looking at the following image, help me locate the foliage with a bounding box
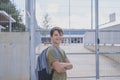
[41,13,52,42]
[0,0,25,32]
[42,13,52,36]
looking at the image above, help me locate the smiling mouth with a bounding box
[57,38,62,40]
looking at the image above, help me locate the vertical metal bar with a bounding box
[69,0,71,44]
[91,0,93,29]
[95,0,99,79]
[25,0,28,32]
[29,0,36,80]
[25,0,30,32]
[9,15,12,32]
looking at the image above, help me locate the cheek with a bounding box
[56,36,62,39]
[51,36,57,41]
[59,36,63,39]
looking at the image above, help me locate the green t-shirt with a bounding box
[46,46,67,80]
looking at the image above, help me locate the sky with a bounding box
[11,0,120,29]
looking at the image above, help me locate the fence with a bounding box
[1,0,120,80]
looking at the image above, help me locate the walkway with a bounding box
[36,44,120,80]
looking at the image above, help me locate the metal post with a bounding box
[25,0,28,32]
[9,15,12,32]
[95,0,99,79]
[29,0,36,80]
[25,0,30,32]
[69,0,71,44]
[91,0,93,29]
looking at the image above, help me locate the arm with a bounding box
[52,58,73,73]
[60,62,73,70]
[60,50,73,70]
[61,58,73,70]
[47,47,73,73]
[52,60,66,73]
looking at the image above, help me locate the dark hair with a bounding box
[50,27,63,36]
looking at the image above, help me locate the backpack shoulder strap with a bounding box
[49,45,60,61]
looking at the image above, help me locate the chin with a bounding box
[56,42,61,44]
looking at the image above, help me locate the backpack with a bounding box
[36,45,60,80]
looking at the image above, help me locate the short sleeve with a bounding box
[63,50,67,58]
[60,49,67,62]
[46,47,58,66]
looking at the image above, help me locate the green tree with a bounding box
[0,0,25,32]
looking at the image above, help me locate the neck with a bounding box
[52,43,60,48]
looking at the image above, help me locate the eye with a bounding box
[60,33,63,36]
[54,34,59,36]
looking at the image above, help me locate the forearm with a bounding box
[60,62,73,70]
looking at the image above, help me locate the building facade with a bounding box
[40,29,86,44]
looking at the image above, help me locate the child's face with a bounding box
[51,30,63,44]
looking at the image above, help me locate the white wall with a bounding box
[84,24,120,45]
[0,32,30,80]
[84,31,120,45]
